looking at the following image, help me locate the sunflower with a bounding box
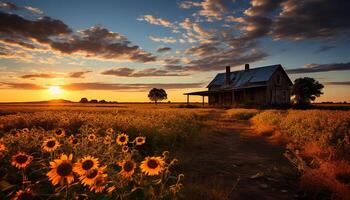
[103,135,112,145]
[121,146,129,153]
[140,156,165,176]
[12,188,34,200]
[47,154,74,186]
[42,138,60,153]
[116,133,128,145]
[11,152,33,169]
[73,155,99,175]
[118,160,136,178]
[87,134,96,142]
[135,136,146,145]
[54,128,65,138]
[106,128,114,134]
[89,173,107,193]
[79,166,106,186]
[68,135,79,147]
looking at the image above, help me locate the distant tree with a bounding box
[148,88,167,104]
[90,99,98,103]
[80,98,88,103]
[99,100,106,103]
[292,77,324,105]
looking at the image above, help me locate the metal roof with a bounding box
[207,64,282,89]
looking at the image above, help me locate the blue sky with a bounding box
[0,0,350,102]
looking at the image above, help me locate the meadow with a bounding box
[0,103,350,199]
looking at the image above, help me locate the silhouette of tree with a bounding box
[80,97,88,103]
[292,77,324,105]
[99,100,106,103]
[90,99,98,103]
[148,88,167,104]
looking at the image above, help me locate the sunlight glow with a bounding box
[48,86,63,96]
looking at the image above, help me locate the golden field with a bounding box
[0,103,350,199]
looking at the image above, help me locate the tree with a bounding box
[292,77,324,105]
[148,88,167,104]
[80,97,88,103]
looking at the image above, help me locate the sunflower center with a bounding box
[147,159,158,169]
[56,129,62,135]
[86,169,98,179]
[82,160,94,170]
[15,155,28,164]
[137,138,143,143]
[46,140,56,148]
[123,161,134,172]
[56,162,72,176]
[119,136,126,142]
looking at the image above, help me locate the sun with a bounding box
[48,86,63,95]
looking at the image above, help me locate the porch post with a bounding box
[187,94,189,105]
[202,96,204,107]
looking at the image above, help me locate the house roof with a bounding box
[207,64,291,89]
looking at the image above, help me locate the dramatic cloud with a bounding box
[149,36,176,43]
[61,82,204,91]
[180,0,227,21]
[20,73,61,79]
[157,47,171,53]
[324,81,350,86]
[137,15,173,28]
[271,0,350,40]
[0,82,45,90]
[101,67,187,77]
[68,70,92,78]
[0,12,156,63]
[287,62,350,74]
[0,1,43,14]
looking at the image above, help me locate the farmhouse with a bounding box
[185,64,293,106]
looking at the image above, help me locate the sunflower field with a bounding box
[0,109,200,199]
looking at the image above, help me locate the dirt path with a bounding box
[180,110,300,200]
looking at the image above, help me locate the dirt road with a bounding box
[180,110,300,200]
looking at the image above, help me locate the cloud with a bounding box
[61,82,204,91]
[287,62,350,74]
[149,36,176,43]
[315,45,336,53]
[68,70,92,78]
[157,46,171,53]
[0,82,45,90]
[101,67,188,77]
[324,81,350,86]
[137,15,174,28]
[0,12,156,63]
[271,0,350,40]
[181,0,227,21]
[20,73,61,79]
[0,1,43,14]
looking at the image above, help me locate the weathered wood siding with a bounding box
[267,67,292,104]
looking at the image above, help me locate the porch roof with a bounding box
[183,90,220,96]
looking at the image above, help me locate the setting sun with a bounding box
[48,86,63,96]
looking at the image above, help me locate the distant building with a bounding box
[185,64,293,106]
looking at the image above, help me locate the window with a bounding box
[276,74,281,85]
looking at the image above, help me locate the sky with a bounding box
[0,0,350,102]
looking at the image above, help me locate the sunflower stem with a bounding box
[66,182,69,200]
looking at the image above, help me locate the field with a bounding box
[0,103,349,199]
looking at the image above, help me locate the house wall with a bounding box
[267,67,292,105]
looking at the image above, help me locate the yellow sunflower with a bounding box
[12,188,34,200]
[47,154,74,186]
[116,133,128,145]
[73,155,99,175]
[140,156,165,176]
[118,160,136,178]
[103,135,112,145]
[68,135,79,147]
[135,136,146,145]
[106,128,114,134]
[42,138,60,153]
[121,145,129,153]
[11,152,33,169]
[54,128,65,138]
[89,173,107,193]
[87,134,96,142]
[79,166,106,186]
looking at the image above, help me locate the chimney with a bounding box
[245,63,250,71]
[225,66,230,85]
